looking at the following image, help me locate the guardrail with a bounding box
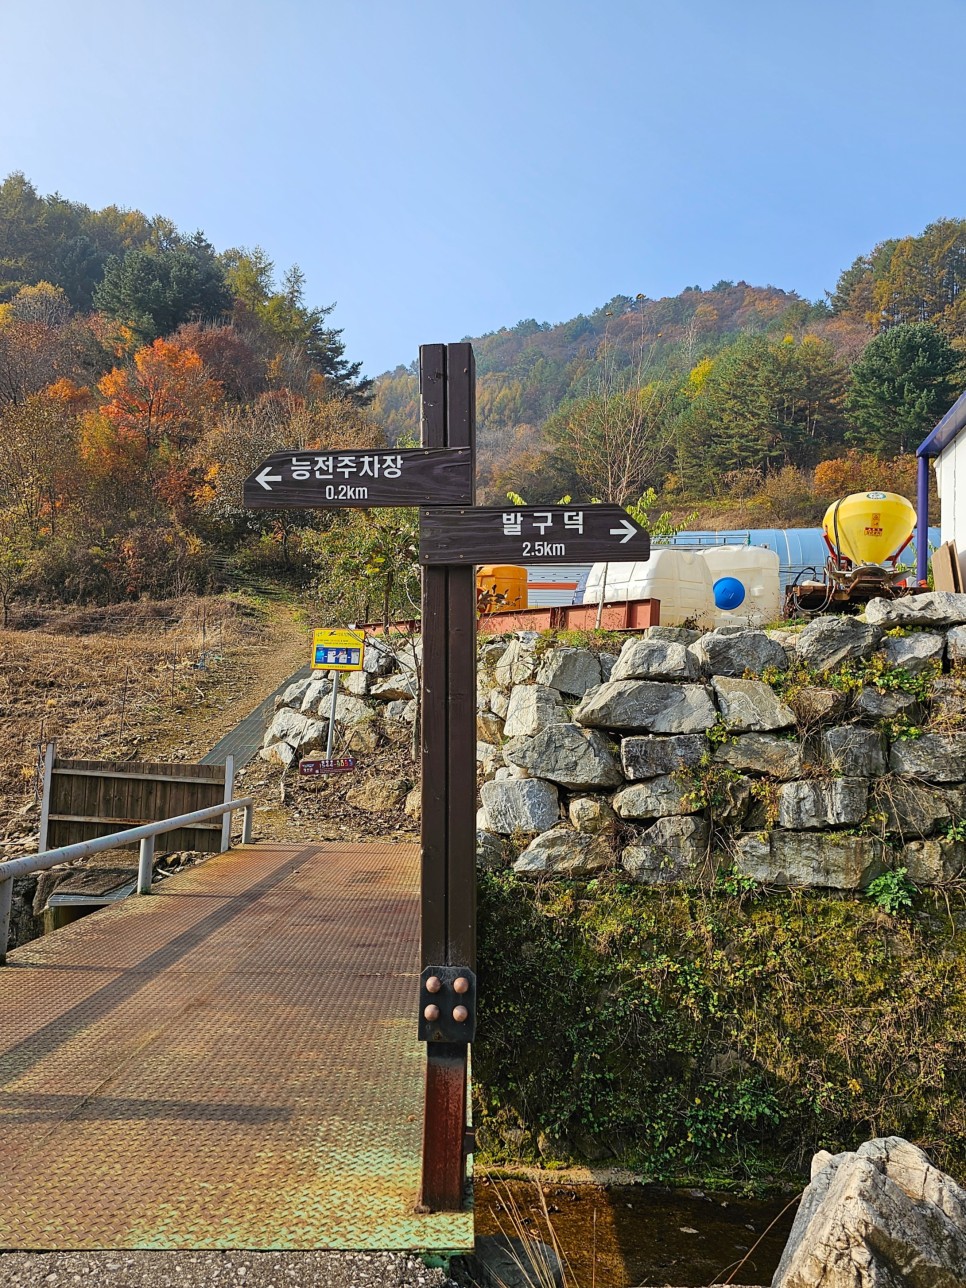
[0,796,255,965]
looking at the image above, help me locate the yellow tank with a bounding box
[477,565,528,613]
[822,491,916,567]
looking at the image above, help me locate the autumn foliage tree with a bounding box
[98,338,223,450]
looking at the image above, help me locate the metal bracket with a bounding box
[418,966,477,1043]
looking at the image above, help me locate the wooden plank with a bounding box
[51,768,226,786]
[47,814,221,831]
[444,343,476,969]
[38,742,55,854]
[54,759,222,781]
[933,541,960,592]
[420,343,449,968]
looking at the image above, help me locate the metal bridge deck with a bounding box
[0,842,472,1251]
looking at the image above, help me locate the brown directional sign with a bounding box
[419,505,650,565]
[243,447,473,508]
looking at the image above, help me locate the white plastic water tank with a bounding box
[582,550,716,628]
[701,546,781,628]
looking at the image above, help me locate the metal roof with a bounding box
[917,387,966,458]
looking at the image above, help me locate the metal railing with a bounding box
[0,796,255,964]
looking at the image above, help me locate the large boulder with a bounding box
[277,676,316,709]
[494,638,539,687]
[362,636,407,675]
[643,625,701,644]
[263,707,313,747]
[856,687,920,721]
[621,816,710,884]
[369,673,419,701]
[865,591,966,627]
[513,826,615,876]
[259,712,328,765]
[260,740,296,768]
[478,778,560,835]
[568,796,619,834]
[890,733,966,783]
[736,831,883,889]
[612,775,699,819]
[477,710,505,745]
[777,778,869,830]
[535,647,603,696]
[341,669,371,697]
[503,723,622,789]
[901,837,966,883]
[796,616,882,673]
[318,691,372,726]
[574,680,717,734]
[820,726,888,777]
[712,677,796,732]
[714,733,805,779]
[620,733,709,780]
[503,684,569,737]
[689,629,788,678]
[787,685,847,728]
[772,1136,966,1288]
[477,742,503,777]
[873,780,965,838]
[299,677,335,714]
[946,624,966,663]
[878,631,945,675]
[346,776,411,813]
[476,829,511,871]
[609,638,698,682]
[931,675,966,724]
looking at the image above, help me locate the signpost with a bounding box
[245,341,652,1216]
[420,504,650,565]
[243,447,473,509]
[308,629,366,764]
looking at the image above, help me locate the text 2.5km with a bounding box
[521,540,567,557]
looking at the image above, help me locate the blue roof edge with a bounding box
[917,387,966,458]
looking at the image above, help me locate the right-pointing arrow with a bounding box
[609,518,637,543]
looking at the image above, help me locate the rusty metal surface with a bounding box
[0,842,473,1251]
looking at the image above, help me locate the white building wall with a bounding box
[935,436,966,560]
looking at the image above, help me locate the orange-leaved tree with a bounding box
[98,338,223,451]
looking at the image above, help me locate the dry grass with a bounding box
[0,595,309,828]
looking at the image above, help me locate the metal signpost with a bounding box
[307,629,366,771]
[245,341,650,1214]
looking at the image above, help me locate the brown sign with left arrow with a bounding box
[243,447,473,509]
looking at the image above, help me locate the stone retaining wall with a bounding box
[260,592,966,891]
[475,592,966,890]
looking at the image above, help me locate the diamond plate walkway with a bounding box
[0,841,473,1252]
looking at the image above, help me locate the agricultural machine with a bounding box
[785,490,919,614]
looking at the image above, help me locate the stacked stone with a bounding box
[475,592,966,890]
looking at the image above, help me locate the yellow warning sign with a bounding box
[311,628,366,672]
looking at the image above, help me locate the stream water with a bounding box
[474,1178,799,1287]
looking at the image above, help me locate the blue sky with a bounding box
[4,1,966,376]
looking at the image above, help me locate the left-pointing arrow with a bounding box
[609,518,636,544]
[256,466,283,490]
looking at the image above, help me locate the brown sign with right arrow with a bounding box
[419,504,650,565]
